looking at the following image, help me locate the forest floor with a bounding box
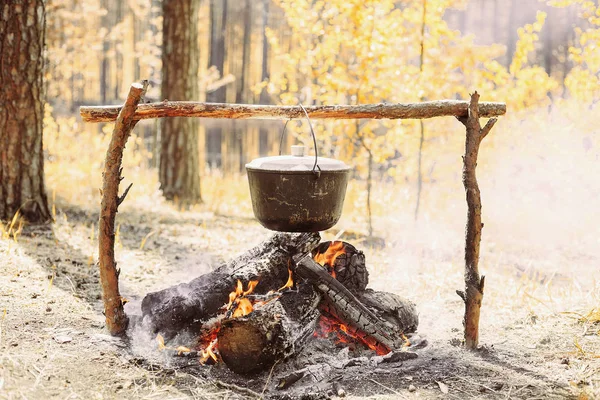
[1,192,598,400]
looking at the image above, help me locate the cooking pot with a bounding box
[245,106,352,232]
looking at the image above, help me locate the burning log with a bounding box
[141,232,320,338]
[142,234,419,376]
[217,285,321,374]
[312,241,368,293]
[295,253,411,352]
[215,265,417,375]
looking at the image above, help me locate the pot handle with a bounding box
[279,103,321,178]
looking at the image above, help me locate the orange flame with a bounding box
[314,241,346,278]
[278,268,294,291]
[243,280,258,296]
[227,280,244,309]
[401,333,411,348]
[232,297,254,318]
[227,279,258,318]
[200,338,218,364]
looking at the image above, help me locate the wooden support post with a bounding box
[456,91,497,349]
[99,81,148,335]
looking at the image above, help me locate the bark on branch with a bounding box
[99,81,148,336]
[457,91,494,349]
[80,100,506,123]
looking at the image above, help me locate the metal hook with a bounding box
[278,103,320,178]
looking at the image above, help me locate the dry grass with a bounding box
[0,211,24,242]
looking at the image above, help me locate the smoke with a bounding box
[482,103,599,258]
[374,101,600,295]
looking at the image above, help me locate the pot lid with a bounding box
[245,145,351,172]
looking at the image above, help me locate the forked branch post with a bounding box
[456,91,496,349]
[98,81,148,335]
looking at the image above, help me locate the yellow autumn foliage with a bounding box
[265,0,562,185]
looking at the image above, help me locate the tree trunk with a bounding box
[259,0,270,105]
[113,0,123,101]
[239,0,252,104]
[100,0,110,104]
[159,0,202,206]
[414,0,427,221]
[506,0,518,68]
[492,0,499,44]
[543,5,553,76]
[207,0,227,103]
[458,7,467,35]
[0,0,51,223]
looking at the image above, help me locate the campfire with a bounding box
[142,233,419,377]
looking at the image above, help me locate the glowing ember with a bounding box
[313,241,346,278]
[314,314,390,355]
[314,315,355,346]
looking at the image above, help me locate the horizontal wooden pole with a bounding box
[80,100,506,123]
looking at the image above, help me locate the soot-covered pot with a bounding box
[246,145,351,232]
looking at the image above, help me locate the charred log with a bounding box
[316,289,419,355]
[312,241,369,293]
[357,289,419,334]
[141,232,320,338]
[217,285,321,374]
[294,253,407,352]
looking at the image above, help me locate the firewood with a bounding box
[294,254,409,351]
[312,241,369,293]
[217,285,321,374]
[142,232,420,376]
[356,289,419,334]
[140,232,320,338]
[215,263,420,374]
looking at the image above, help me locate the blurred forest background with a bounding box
[40,0,599,241]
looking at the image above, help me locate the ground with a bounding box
[1,189,598,400]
